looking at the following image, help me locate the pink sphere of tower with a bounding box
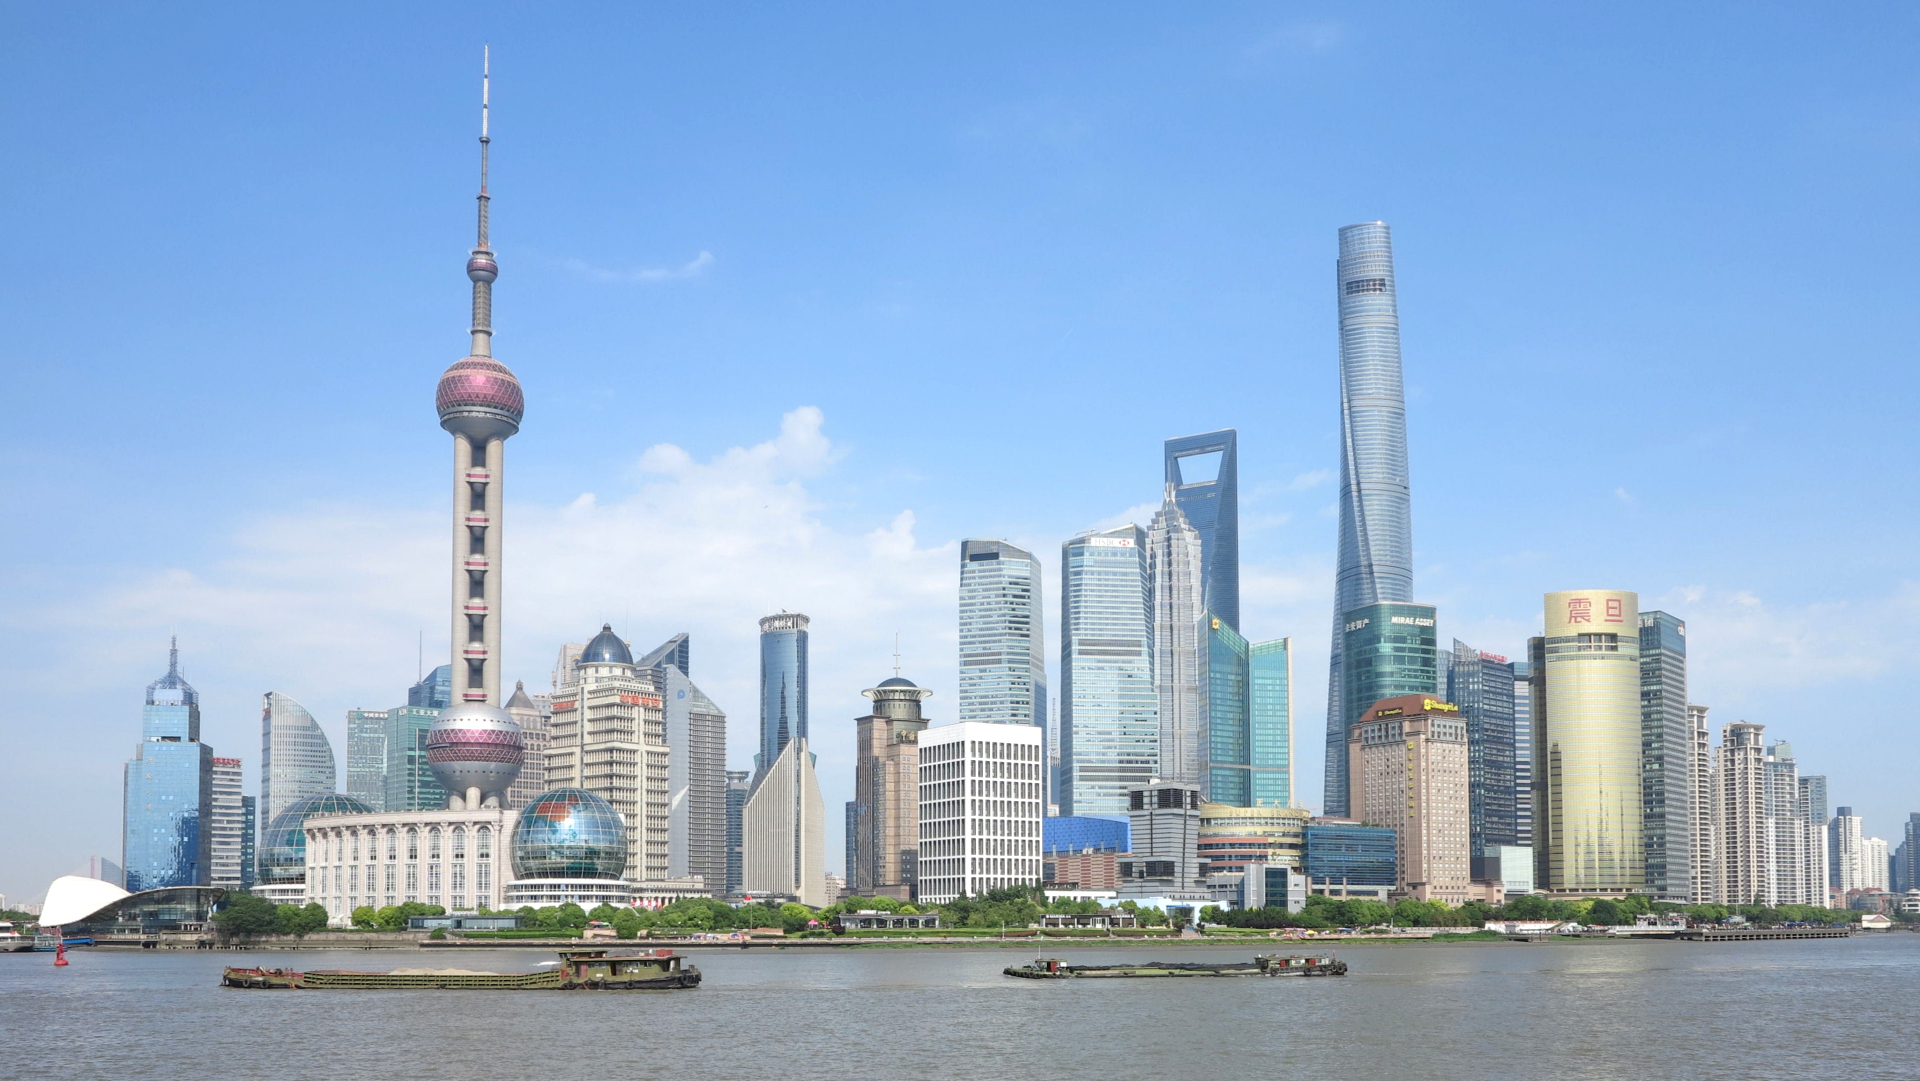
[436,356,523,442]
[426,702,524,806]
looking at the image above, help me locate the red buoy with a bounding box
[53,938,69,967]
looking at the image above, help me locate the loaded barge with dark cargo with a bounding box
[1004,953,1346,979]
[221,949,699,990]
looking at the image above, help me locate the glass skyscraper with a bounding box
[957,539,1048,726]
[1338,602,1438,766]
[1448,641,1517,857]
[1163,429,1239,631]
[383,704,450,812]
[1059,525,1157,818]
[757,612,810,775]
[408,664,454,709]
[345,708,389,810]
[1638,610,1690,902]
[1148,490,1205,787]
[1325,223,1415,818]
[123,640,213,890]
[260,690,336,828]
[1248,638,1294,807]
[1200,613,1249,804]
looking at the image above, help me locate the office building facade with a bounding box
[383,705,450,812]
[1512,660,1533,847]
[1713,722,1769,905]
[1325,222,1417,820]
[303,806,516,922]
[957,539,1048,735]
[345,708,390,811]
[545,625,671,884]
[1348,695,1471,903]
[1199,803,1309,871]
[916,721,1044,904]
[1164,429,1240,631]
[724,770,750,895]
[408,664,453,709]
[260,690,335,832]
[1688,704,1715,903]
[1059,525,1157,817]
[1335,601,1438,815]
[1832,807,1869,893]
[1448,641,1517,858]
[1148,488,1206,788]
[503,681,551,810]
[849,677,931,900]
[1303,818,1398,898]
[1639,611,1691,903]
[1199,615,1249,804]
[1246,638,1294,808]
[123,641,213,890]
[637,634,727,892]
[757,613,810,774]
[209,756,248,890]
[742,736,827,906]
[1531,589,1643,895]
[1126,781,1203,891]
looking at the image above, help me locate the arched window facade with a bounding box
[429,827,442,860]
[452,826,467,860]
[406,828,419,861]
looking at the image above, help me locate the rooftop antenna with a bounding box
[893,632,901,678]
[468,45,496,358]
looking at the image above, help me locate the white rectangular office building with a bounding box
[917,721,1044,904]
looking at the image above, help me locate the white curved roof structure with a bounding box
[40,875,131,926]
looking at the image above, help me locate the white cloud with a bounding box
[1287,469,1334,491]
[558,250,715,283]
[1090,501,1160,533]
[1660,583,1920,696]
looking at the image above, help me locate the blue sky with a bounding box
[3,3,1917,901]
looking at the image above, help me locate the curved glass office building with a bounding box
[261,691,337,828]
[1325,222,1416,817]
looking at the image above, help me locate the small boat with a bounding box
[0,922,32,953]
[31,933,89,951]
[221,949,699,990]
[1004,953,1347,979]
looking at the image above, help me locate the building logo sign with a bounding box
[1390,615,1435,627]
[1567,596,1627,625]
[1345,618,1370,632]
[1088,536,1135,548]
[1422,699,1459,714]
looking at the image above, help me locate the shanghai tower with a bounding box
[1324,222,1414,816]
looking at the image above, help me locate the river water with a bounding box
[5,935,1915,1080]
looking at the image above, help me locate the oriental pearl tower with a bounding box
[427,49,525,810]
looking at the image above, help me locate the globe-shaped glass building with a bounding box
[258,794,375,884]
[510,789,627,880]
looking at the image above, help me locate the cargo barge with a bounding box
[222,949,699,990]
[1005,954,1346,979]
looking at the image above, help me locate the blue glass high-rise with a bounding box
[1248,638,1293,807]
[757,612,809,774]
[123,640,214,890]
[1448,640,1517,857]
[1163,430,1239,632]
[1059,525,1157,817]
[1325,223,1415,817]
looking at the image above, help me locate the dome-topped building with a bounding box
[255,793,376,900]
[579,623,634,666]
[504,788,636,909]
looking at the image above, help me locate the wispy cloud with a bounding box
[558,250,715,283]
[1243,20,1344,61]
[1288,469,1334,491]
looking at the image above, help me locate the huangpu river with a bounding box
[6,935,1916,1080]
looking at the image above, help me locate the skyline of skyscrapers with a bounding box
[123,640,213,890]
[1325,222,1416,821]
[1059,524,1157,818]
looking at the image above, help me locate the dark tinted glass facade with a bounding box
[1449,640,1517,857]
[1304,822,1397,886]
[758,613,810,774]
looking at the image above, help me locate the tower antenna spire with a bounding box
[466,45,498,358]
[893,632,901,678]
[168,634,179,678]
